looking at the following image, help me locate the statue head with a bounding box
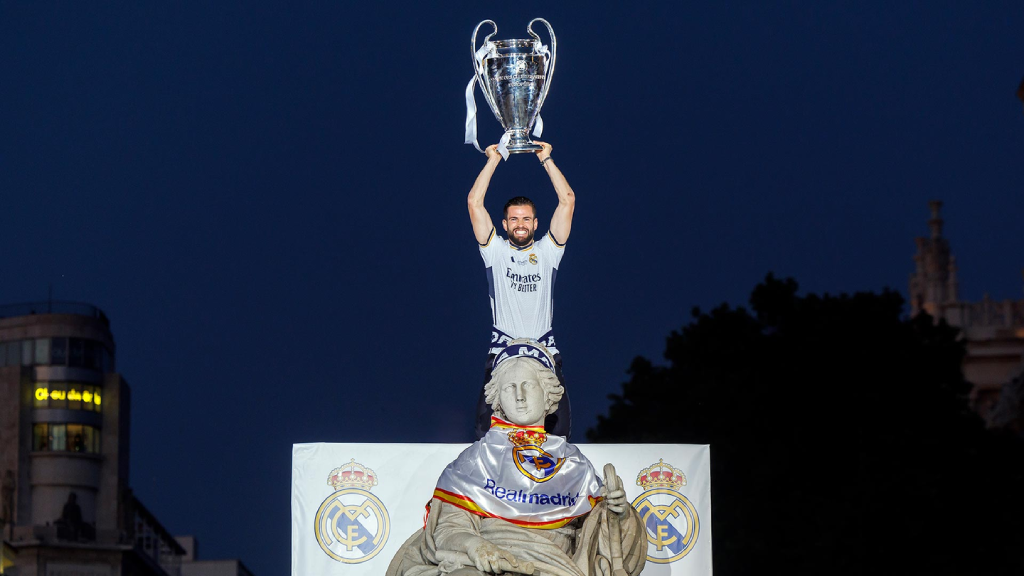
[484,355,563,427]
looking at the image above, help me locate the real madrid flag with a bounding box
[432,418,603,529]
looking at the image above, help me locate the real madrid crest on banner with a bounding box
[314,459,391,564]
[632,459,700,564]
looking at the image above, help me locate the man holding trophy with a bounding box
[464,18,579,440]
[467,140,576,440]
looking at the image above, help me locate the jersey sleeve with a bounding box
[478,227,502,266]
[537,231,566,267]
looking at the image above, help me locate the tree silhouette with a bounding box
[589,274,1024,575]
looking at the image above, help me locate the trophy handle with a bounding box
[471,20,502,123]
[528,18,556,113]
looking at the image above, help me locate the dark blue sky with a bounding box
[3,2,1023,574]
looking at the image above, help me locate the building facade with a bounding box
[0,302,251,576]
[909,202,1024,420]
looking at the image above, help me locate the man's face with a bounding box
[498,362,548,427]
[503,205,538,247]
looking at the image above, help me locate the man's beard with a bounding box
[509,227,535,247]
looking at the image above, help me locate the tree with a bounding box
[589,275,1024,575]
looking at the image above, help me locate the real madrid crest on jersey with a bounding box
[632,459,700,564]
[314,459,390,564]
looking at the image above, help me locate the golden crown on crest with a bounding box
[507,428,548,447]
[636,459,687,491]
[327,459,379,491]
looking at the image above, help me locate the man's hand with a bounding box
[485,143,502,163]
[467,540,533,574]
[534,140,553,163]
[601,474,630,518]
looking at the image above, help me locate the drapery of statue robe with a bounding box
[385,499,647,576]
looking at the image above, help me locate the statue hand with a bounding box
[468,540,531,574]
[601,475,630,517]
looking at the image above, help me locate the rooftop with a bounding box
[0,301,109,326]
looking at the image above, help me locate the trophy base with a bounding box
[506,144,542,154]
[504,132,542,154]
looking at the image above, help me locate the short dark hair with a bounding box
[503,196,536,218]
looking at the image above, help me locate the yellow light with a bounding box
[34,386,102,406]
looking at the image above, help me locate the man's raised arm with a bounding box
[535,141,575,245]
[468,144,502,245]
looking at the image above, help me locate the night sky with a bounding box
[3,2,1023,574]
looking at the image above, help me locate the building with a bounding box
[909,202,1024,420]
[0,302,251,576]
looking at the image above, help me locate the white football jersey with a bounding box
[479,227,565,354]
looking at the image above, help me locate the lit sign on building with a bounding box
[34,387,102,406]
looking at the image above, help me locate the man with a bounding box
[467,141,576,439]
[386,342,646,576]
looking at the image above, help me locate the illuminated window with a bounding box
[51,424,66,451]
[33,424,49,450]
[31,423,101,454]
[82,425,98,452]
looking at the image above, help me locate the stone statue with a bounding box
[387,341,647,576]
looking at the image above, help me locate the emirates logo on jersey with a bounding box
[506,268,541,293]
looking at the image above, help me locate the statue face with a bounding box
[497,362,548,427]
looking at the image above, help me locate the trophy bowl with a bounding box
[471,19,556,154]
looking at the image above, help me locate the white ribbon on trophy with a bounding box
[465,42,548,161]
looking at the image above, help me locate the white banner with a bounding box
[292,443,712,575]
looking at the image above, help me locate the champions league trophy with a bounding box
[465,19,556,157]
